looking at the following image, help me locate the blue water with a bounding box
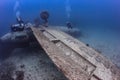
[0,0,120,66]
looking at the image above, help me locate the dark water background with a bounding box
[0,0,120,66]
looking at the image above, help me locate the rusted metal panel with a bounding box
[55,41,96,75]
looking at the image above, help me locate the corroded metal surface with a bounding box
[31,27,120,80]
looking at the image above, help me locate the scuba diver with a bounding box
[34,17,41,27]
[66,22,73,29]
[40,11,49,27]
[11,17,25,32]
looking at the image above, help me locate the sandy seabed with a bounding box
[0,44,68,80]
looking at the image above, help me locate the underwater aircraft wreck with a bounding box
[31,26,120,80]
[1,25,120,80]
[0,12,120,80]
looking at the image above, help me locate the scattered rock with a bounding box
[86,44,89,47]
[20,64,25,69]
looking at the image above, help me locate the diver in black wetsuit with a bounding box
[16,17,24,26]
[40,11,49,27]
[11,17,25,32]
[66,22,73,29]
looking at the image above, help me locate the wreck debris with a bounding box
[40,11,49,27]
